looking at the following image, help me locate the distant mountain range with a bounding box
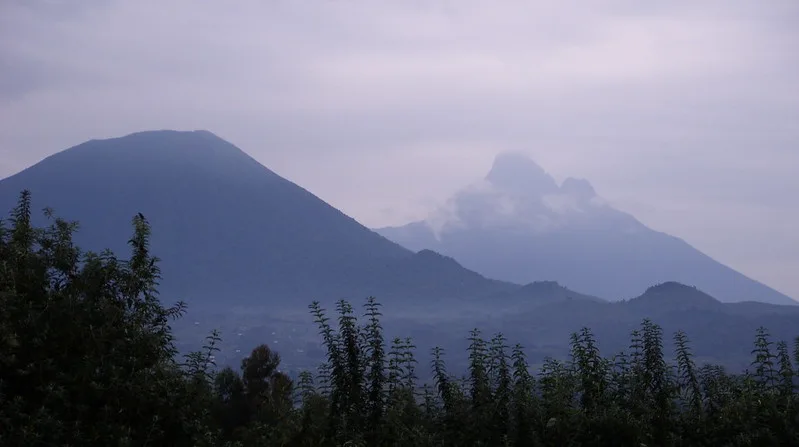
[189,280,799,373]
[376,152,796,305]
[2,129,797,371]
[483,281,799,371]
[0,130,514,312]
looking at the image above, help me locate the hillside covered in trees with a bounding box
[3,192,799,446]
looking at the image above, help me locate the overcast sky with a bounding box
[1,0,798,298]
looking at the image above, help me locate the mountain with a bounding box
[623,281,723,313]
[500,282,799,369]
[5,131,799,375]
[480,280,605,314]
[384,282,799,374]
[0,130,515,312]
[376,152,796,305]
[256,280,799,374]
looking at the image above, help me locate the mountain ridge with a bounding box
[0,130,516,312]
[4,130,799,373]
[376,152,796,305]
[3,132,793,310]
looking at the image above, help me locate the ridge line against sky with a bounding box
[1,0,797,298]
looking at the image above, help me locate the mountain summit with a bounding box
[0,130,513,311]
[485,151,560,194]
[376,153,795,305]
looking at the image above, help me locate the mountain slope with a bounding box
[0,130,514,311]
[481,280,605,314]
[622,281,723,313]
[426,281,799,372]
[376,152,795,305]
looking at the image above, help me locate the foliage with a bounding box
[0,191,220,446]
[2,191,799,446]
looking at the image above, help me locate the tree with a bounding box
[3,190,799,446]
[0,191,218,446]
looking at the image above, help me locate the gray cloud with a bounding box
[1,0,798,297]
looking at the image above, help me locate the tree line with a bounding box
[1,191,798,446]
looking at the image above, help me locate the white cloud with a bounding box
[542,193,584,215]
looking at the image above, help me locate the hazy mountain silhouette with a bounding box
[387,282,799,374]
[0,130,514,311]
[7,129,793,372]
[376,152,796,305]
[623,281,723,313]
[480,280,605,314]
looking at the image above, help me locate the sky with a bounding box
[1,0,798,298]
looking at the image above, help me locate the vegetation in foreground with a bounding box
[1,191,798,446]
